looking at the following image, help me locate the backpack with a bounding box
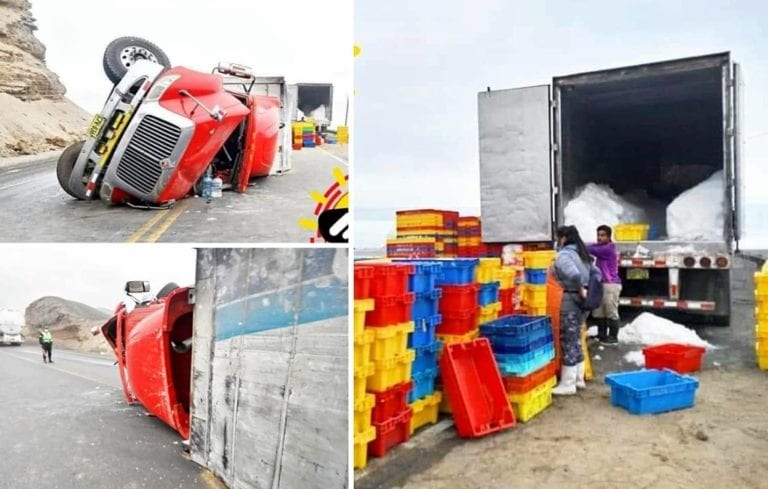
[580,264,604,311]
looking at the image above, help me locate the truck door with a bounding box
[729,62,744,249]
[478,85,553,242]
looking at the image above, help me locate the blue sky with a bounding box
[354,0,768,248]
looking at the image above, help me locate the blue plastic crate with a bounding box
[478,282,500,306]
[412,341,442,377]
[304,141,316,148]
[496,344,555,376]
[524,268,548,285]
[412,288,442,320]
[397,261,444,293]
[408,367,439,403]
[488,331,553,355]
[480,315,551,338]
[408,314,441,348]
[434,259,479,286]
[605,369,699,415]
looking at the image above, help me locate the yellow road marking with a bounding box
[143,199,190,243]
[124,199,190,243]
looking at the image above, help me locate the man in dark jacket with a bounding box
[587,225,622,344]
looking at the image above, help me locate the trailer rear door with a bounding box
[478,86,553,242]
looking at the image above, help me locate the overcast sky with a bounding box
[32,0,352,127]
[0,245,196,311]
[354,0,768,248]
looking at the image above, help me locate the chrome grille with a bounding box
[116,115,181,195]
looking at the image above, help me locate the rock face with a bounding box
[24,296,112,353]
[0,0,89,156]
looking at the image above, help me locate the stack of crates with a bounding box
[337,125,349,143]
[395,210,459,258]
[291,122,305,150]
[756,265,768,370]
[476,257,503,326]
[386,237,437,259]
[402,261,444,434]
[458,216,482,257]
[302,123,316,148]
[521,250,556,316]
[364,263,416,461]
[480,315,557,422]
[353,265,376,469]
[498,245,525,316]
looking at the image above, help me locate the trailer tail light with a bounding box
[715,256,729,268]
[683,256,696,268]
[699,257,712,268]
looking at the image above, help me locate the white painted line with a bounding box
[0,179,37,191]
[317,147,349,166]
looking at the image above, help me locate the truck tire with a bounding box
[157,282,180,299]
[56,140,85,199]
[103,37,171,85]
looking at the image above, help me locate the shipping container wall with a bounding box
[190,248,348,489]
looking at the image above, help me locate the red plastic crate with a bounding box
[642,343,706,373]
[499,288,517,314]
[354,265,374,300]
[368,408,414,458]
[437,309,479,336]
[440,338,516,438]
[440,284,480,313]
[372,381,413,424]
[369,264,414,297]
[503,359,558,394]
[366,293,415,327]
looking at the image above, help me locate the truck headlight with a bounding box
[145,74,181,101]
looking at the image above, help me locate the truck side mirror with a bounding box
[125,281,151,294]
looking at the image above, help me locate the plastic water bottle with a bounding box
[202,173,213,203]
[212,177,223,199]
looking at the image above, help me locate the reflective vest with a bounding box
[40,331,53,343]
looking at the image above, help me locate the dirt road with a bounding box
[356,255,768,489]
[0,144,347,243]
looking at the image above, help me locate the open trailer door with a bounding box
[730,61,744,250]
[478,85,553,242]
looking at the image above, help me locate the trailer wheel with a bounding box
[56,140,85,199]
[157,282,180,299]
[103,37,171,84]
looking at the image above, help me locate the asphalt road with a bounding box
[0,345,216,489]
[0,144,348,243]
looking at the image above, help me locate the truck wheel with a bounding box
[157,282,180,299]
[56,140,85,199]
[102,37,171,85]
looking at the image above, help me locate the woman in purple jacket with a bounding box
[587,225,622,344]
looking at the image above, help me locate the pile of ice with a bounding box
[623,350,646,367]
[666,171,724,240]
[296,109,306,120]
[310,104,329,124]
[618,312,713,349]
[564,183,647,236]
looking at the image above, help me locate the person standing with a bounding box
[551,225,591,395]
[39,328,53,363]
[588,225,622,344]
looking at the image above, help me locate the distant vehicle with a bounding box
[96,281,193,438]
[57,36,282,207]
[0,309,23,346]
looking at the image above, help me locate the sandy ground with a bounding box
[0,93,88,156]
[356,254,768,489]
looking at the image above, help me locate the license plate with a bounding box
[87,114,106,138]
[627,268,650,280]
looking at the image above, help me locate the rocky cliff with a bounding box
[0,0,89,156]
[24,296,111,353]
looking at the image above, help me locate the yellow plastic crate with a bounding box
[370,322,414,361]
[522,250,557,269]
[477,302,502,326]
[508,376,556,422]
[493,267,516,289]
[754,272,768,294]
[354,299,374,337]
[354,393,375,435]
[475,257,502,283]
[756,307,768,326]
[353,426,376,469]
[437,330,478,348]
[354,329,374,372]
[396,212,443,228]
[522,284,547,308]
[756,340,768,370]
[756,290,768,307]
[614,223,650,242]
[526,306,548,316]
[354,363,373,403]
[409,391,442,435]
[367,350,415,392]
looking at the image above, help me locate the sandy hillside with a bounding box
[0,0,89,156]
[24,296,111,354]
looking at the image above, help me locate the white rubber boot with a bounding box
[553,365,578,396]
[575,361,586,389]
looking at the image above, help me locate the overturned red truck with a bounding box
[57,36,280,206]
[98,281,193,438]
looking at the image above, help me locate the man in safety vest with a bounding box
[39,328,53,363]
